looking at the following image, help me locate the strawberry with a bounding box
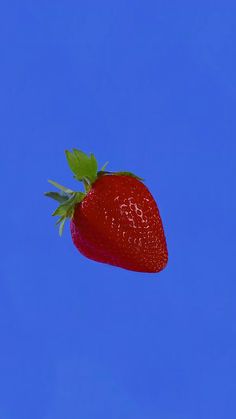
[45,149,168,273]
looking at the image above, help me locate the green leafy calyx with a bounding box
[65,149,98,186]
[45,148,143,235]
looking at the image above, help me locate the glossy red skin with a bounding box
[70,174,168,273]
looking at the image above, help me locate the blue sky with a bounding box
[1,1,236,418]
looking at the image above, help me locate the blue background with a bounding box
[1,1,235,418]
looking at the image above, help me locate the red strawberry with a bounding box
[45,149,168,273]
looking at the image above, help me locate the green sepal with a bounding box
[59,218,66,236]
[47,179,74,194]
[115,171,144,181]
[97,170,144,182]
[65,149,98,184]
[45,179,85,235]
[52,192,85,218]
[55,216,67,236]
[100,161,109,171]
[44,192,69,204]
[64,151,79,178]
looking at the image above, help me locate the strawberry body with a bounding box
[70,174,168,273]
[45,148,168,274]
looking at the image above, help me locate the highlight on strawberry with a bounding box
[45,149,168,273]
